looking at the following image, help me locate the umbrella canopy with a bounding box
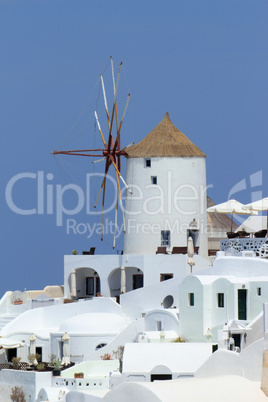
[235,216,267,234]
[243,197,268,235]
[243,197,268,212]
[207,199,257,232]
[207,199,254,214]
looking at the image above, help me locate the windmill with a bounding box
[52,57,132,248]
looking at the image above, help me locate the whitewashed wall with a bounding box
[124,157,208,257]
[179,276,205,341]
[64,253,210,299]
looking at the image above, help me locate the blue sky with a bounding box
[1,0,268,297]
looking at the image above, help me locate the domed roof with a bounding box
[59,312,128,334]
[125,112,205,158]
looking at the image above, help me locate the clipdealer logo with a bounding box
[5,170,208,222]
[5,169,263,237]
[5,171,117,226]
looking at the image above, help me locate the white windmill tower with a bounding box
[123,112,208,258]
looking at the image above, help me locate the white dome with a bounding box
[59,312,128,334]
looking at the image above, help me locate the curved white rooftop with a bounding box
[0,298,122,338]
[99,376,267,402]
[59,312,128,334]
[213,254,268,277]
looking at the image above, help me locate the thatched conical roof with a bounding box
[125,112,205,158]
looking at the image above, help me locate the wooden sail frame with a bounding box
[52,57,131,248]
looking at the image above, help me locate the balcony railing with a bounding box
[220,238,268,256]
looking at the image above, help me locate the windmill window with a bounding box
[188,293,194,306]
[151,176,157,185]
[144,158,151,168]
[217,293,224,308]
[257,287,261,296]
[161,230,170,247]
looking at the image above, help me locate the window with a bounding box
[58,341,64,360]
[217,293,224,308]
[232,334,241,347]
[160,274,173,282]
[188,293,194,306]
[96,276,100,294]
[86,275,100,296]
[156,320,162,331]
[36,347,43,362]
[238,289,247,320]
[257,287,261,296]
[86,277,94,296]
[151,374,172,382]
[7,348,17,362]
[133,274,143,290]
[144,158,151,168]
[187,229,199,247]
[95,343,107,350]
[161,230,170,247]
[151,176,157,185]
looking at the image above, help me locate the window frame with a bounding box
[151,176,157,185]
[188,293,194,306]
[217,293,224,308]
[161,230,171,247]
[144,158,151,168]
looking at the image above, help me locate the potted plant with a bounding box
[52,358,62,376]
[74,372,84,378]
[12,356,21,370]
[100,353,112,360]
[28,353,38,367]
[37,363,45,371]
[14,299,23,305]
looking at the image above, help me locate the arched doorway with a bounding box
[69,268,101,298]
[108,266,144,299]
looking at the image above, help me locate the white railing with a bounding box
[220,238,267,255]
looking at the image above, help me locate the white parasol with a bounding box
[29,333,38,365]
[70,269,77,298]
[187,236,195,273]
[235,216,267,234]
[121,265,126,294]
[243,197,268,235]
[61,332,70,366]
[207,198,257,232]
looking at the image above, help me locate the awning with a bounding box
[0,337,25,349]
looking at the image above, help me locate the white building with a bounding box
[1,113,268,400]
[124,112,208,258]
